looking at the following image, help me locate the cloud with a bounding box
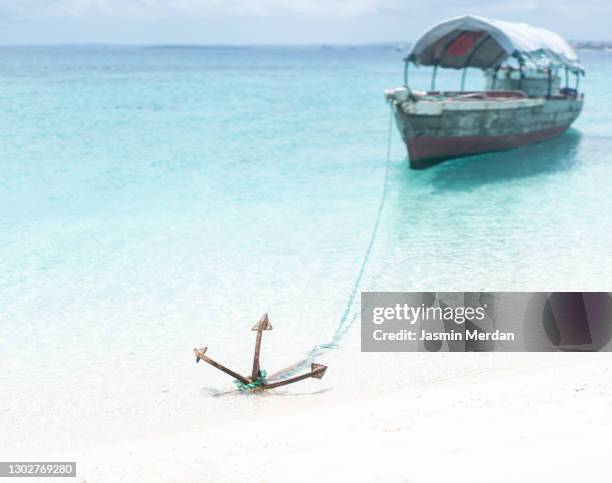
[0,0,609,43]
[0,0,409,19]
[0,0,610,20]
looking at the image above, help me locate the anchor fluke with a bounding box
[194,347,208,363]
[310,363,327,379]
[251,313,272,331]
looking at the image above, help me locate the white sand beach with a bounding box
[57,353,611,482]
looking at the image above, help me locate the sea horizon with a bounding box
[1,39,611,48]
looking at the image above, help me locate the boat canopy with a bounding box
[408,15,583,74]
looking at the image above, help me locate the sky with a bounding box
[0,0,609,45]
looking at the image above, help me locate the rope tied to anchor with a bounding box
[234,369,267,392]
[269,104,395,381]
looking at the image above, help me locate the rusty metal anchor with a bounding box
[194,313,327,391]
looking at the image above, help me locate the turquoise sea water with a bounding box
[1,46,612,452]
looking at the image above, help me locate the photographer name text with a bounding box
[370,303,515,342]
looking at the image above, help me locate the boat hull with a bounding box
[393,96,583,169]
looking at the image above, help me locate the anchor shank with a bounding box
[251,329,263,381]
[201,354,251,385]
[262,367,325,390]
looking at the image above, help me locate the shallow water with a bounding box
[1,46,611,452]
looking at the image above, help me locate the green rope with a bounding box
[270,104,395,381]
[234,370,267,392]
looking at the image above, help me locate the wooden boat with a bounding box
[385,15,584,169]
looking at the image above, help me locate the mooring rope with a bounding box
[234,369,267,392]
[270,104,395,381]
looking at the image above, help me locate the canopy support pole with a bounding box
[460,35,490,91]
[403,58,409,87]
[431,64,438,91]
[575,72,580,92]
[547,67,552,99]
[491,65,500,90]
[565,66,569,88]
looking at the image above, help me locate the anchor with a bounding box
[194,313,327,391]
